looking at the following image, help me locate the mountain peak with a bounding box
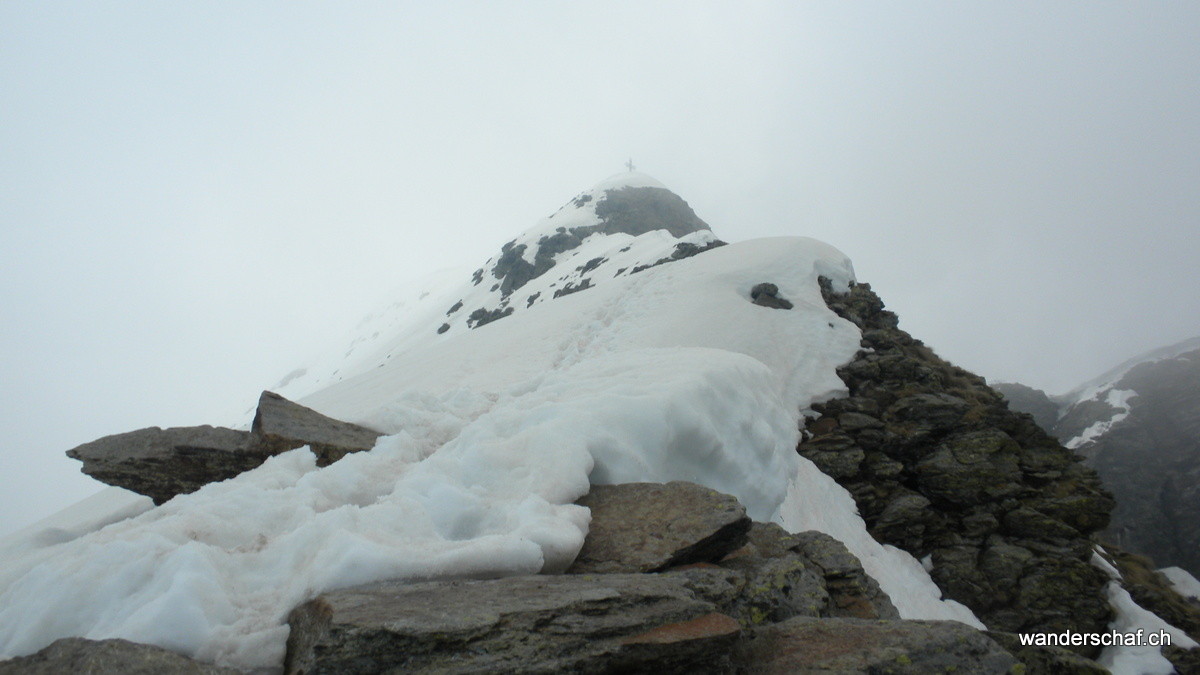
[443,174,721,331]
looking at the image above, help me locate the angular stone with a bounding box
[736,617,1018,674]
[789,530,900,620]
[66,425,260,505]
[251,390,382,465]
[0,637,237,675]
[567,482,751,574]
[713,524,830,624]
[283,573,736,674]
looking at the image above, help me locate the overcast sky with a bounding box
[3,2,1198,536]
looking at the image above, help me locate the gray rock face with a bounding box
[283,574,741,674]
[803,278,1115,649]
[567,482,751,574]
[737,617,1019,674]
[251,390,382,465]
[0,638,237,675]
[67,391,382,504]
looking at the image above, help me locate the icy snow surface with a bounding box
[1092,549,1199,674]
[0,225,982,669]
[1160,566,1200,601]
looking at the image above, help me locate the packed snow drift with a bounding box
[1,174,983,670]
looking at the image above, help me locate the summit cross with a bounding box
[625,158,636,172]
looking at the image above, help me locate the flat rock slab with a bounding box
[252,390,382,465]
[66,425,260,504]
[0,638,237,675]
[67,391,383,504]
[284,573,739,674]
[737,617,1017,674]
[567,481,751,574]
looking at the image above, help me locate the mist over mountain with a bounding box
[2,175,1198,674]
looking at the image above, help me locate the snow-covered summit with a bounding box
[453,170,718,323]
[271,172,723,401]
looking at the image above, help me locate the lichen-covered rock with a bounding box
[915,431,1023,505]
[787,530,900,621]
[283,574,740,674]
[735,617,1018,674]
[567,482,751,574]
[0,638,237,675]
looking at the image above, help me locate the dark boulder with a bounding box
[749,283,794,310]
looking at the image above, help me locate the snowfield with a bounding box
[0,177,987,670]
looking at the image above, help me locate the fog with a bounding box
[3,2,1198,535]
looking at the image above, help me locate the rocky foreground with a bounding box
[6,480,1108,674]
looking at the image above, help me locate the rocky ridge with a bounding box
[803,278,1117,646]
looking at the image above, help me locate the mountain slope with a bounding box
[996,337,1200,577]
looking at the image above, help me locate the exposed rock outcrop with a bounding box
[67,391,382,504]
[0,638,237,675]
[803,278,1116,650]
